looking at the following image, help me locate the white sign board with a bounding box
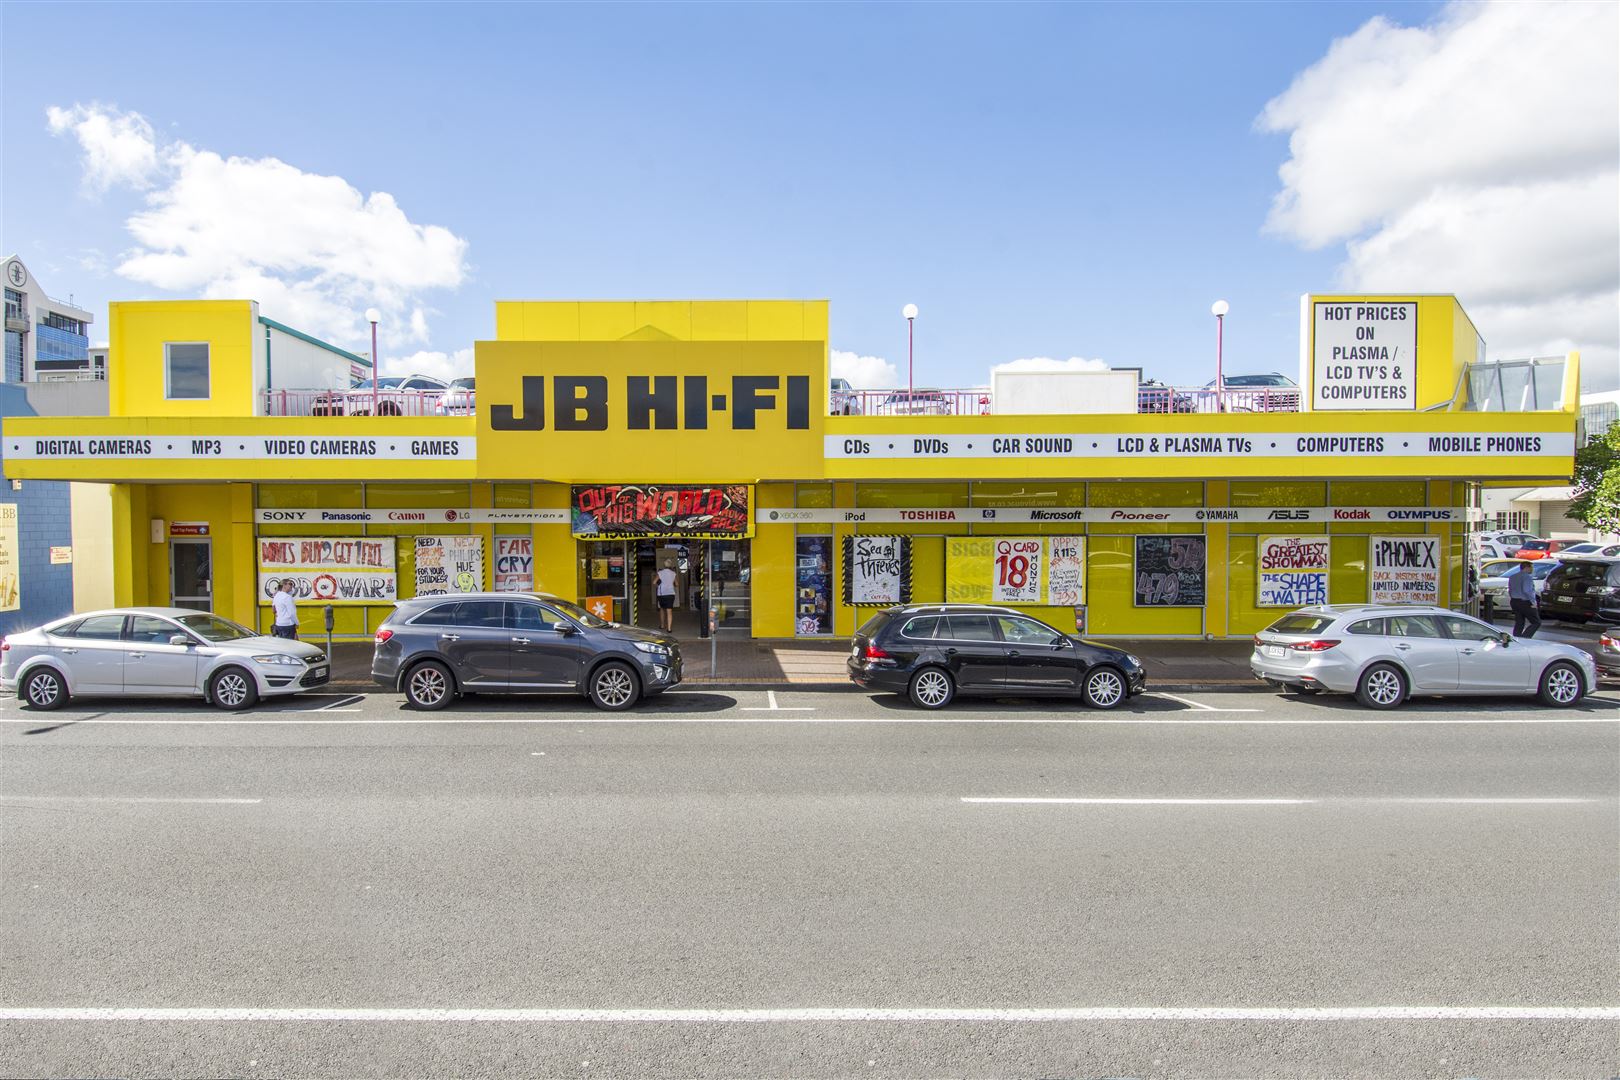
[1369,535,1441,605]
[257,536,397,604]
[494,536,534,592]
[847,535,907,605]
[1046,536,1086,606]
[1312,301,1417,410]
[1257,535,1330,608]
[414,535,484,596]
[991,538,1044,603]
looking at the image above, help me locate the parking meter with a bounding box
[324,604,335,658]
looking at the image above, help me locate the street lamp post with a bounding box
[365,308,381,415]
[902,303,918,399]
[1210,300,1229,412]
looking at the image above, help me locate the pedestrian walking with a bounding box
[272,578,300,639]
[655,558,678,633]
[1507,563,1540,638]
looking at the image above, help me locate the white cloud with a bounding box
[383,347,473,383]
[831,348,900,388]
[46,102,468,355]
[991,356,1110,375]
[1259,0,1620,391]
[46,103,161,192]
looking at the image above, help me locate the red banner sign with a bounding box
[571,484,751,538]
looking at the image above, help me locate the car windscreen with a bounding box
[1552,561,1614,585]
[1519,540,1550,551]
[544,598,612,629]
[176,613,258,641]
[1480,561,1523,576]
[1264,614,1334,635]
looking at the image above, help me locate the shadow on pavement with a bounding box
[380,691,742,716]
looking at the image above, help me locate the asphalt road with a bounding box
[2,686,1617,1079]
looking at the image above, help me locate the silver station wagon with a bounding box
[1251,603,1596,709]
[0,607,329,711]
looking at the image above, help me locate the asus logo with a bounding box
[1267,510,1310,520]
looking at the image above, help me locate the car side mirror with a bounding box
[556,623,577,636]
[1499,633,1512,647]
[1051,636,1072,648]
[169,634,192,647]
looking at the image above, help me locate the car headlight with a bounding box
[251,654,303,666]
[1123,653,1142,668]
[633,641,671,656]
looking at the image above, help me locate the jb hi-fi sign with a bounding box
[490,375,813,431]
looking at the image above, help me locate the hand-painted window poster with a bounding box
[257,537,397,603]
[494,536,534,592]
[1370,535,1440,605]
[1134,535,1206,607]
[415,536,484,596]
[842,534,912,605]
[1257,536,1330,607]
[794,536,832,635]
[571,484,751,538]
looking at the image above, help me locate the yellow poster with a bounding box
[0,503,18,612]
[946,535,1085,606]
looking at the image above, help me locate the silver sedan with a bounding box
[0,607,329,711]
[1251,603,1597,708]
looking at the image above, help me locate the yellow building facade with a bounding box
[0,296,1580,641]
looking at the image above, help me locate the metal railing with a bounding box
[832,385,1302,416]
[261,388,449,417]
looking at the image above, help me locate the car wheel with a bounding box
[1355,663,1407,709]
[1082,665,1127,710]
[209,666,259,712]
[404,660,454,710]
[589,661,641,711]
[21,667,67,710]
[908,667,954,710]
[1537,661,1584,707]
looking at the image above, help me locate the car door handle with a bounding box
[129,652,145,660]
[944,647,958,655]
[511,637,531,645]
[439,633,461,642]
[1460,648,1476,655]
[1008,650,1021,657]
[1394,643,1412,651]
[61,648,78,655]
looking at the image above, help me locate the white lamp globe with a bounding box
[1210,300,1230,317]
[365,307,382,325]
[902,303,918,320]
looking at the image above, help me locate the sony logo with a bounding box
[490,375,812,432]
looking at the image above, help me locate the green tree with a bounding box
[1568,419,1620,533]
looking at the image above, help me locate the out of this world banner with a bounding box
[570,484,752,538]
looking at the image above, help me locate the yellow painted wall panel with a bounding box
[745,302,803,341]
[494,303,524,341]
[531,483,577,600]
[1086,536,1203,635]
[753,483,795,637]
[110,300,256,418]
[632,302,693,341]
[577,302,639,341]
[688,302,749,341]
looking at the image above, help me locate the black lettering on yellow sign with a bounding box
[489,374,810,432]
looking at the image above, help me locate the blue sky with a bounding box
[6,1,1614,391]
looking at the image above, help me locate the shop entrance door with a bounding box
[634,540,700,637]
[708,539,750,632]
[170,539,213,612]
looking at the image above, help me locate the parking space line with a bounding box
[0,796,262,805]
[741,690,815,712]
[1147,692,1260,713]
[0,714,1615,726]
[961,796,1604,807]
[1,1006,1614,1023]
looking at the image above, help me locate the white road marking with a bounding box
[0,1006,1615,1023]
[962,797,1603,807]
[0,796,261,805]
[2,715,1613,726]
[1146,692,1260,713]
[741,690,815,712]
[964,797,1313,805]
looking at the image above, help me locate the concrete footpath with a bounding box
[319,617,1608,693]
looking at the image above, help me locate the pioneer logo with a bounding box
[491,374,812,432]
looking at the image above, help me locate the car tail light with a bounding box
[1,638,8,652]
[1289,639,1341,652]
[864,643,891,660]
[1601,633,1617,648]
[374,628,394,645]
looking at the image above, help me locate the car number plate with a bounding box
[311,666,328,677]
[1556,595,1573,603]
[1263,645,1286,659]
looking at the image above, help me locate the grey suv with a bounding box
[372,592,680,710]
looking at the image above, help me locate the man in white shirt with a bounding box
[272,579,299,639]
